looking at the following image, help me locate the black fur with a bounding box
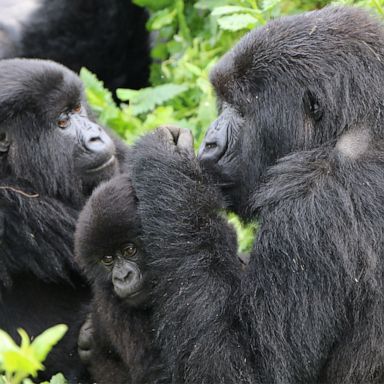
[0,58,129,382]
[75,174,169,384]
[0,0,150,91]
[129,7,384,384]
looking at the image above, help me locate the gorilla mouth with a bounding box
[86,155,116,173]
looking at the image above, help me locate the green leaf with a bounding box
[116,84,189,115]
[80,68,116,111]
[49,373,67,384]
[133,0,173,11]
[18,330,30,351]
[217,14,258,31]
[2,350,42,378]
[227,213,257,253]
[31,325,67,363]
[148,9,176,30]
[195,0,228,10]
[0,330,18,356]
[211,6,260,16]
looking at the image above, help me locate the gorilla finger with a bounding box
[177,128,195,158]
[78,348,93,366]
[156,126,176,147]
[78,317,94,350]
[162,125,181,143]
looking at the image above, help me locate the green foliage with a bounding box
[0,326,68,384]
[227,213,258,253]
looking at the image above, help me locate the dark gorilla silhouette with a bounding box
[0,58,130,382]
[0,0,150,91]
[75,174,169,384]
[128,7,384,384]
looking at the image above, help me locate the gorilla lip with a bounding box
[86,155,116,173]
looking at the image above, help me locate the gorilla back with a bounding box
[0,59,129,382]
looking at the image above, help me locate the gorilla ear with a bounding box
[0,133,9,153]
[303,90,323,122]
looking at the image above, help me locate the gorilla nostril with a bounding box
[124,270,133,281]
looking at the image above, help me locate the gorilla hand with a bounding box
[77,314,94,366]
[158,126,195,159]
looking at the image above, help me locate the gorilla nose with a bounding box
[113,267,134,284]
[198,121,227,163]
[83,122,114,154]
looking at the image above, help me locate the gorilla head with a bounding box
[199,7,384,219]
[0,58,119,205]
[75,174,149,308]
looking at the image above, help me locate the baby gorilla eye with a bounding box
[57,113,70,129]
[122,243,137,258]
[73,104,82,113]
[101,255,114,266]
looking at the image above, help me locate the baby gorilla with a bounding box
[74,174,167,384]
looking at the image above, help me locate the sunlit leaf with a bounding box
[49,373,67,384]
[31,325,68,362]
[2,350,42,378]
[133,0,173,11]
[116,84,189,115]
[217,14,258,31]
[211,6,261,16]
[148,9,177,30]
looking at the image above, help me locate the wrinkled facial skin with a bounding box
[59,105,118,193]
[198,100,264,220]
[100,243,148,307]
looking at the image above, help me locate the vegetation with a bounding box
[0,325,67,384]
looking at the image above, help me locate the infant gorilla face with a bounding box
[100,241,147,304]
[75,174,148,307]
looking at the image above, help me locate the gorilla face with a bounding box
[0,58,118,204]
[99,242,147,305]
[198,7,384,219]
[75,174,149,308]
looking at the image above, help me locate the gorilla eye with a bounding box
[101,255,114,266]
[73,104,82,113]
[122,243,137,258]
[57,114,70,129]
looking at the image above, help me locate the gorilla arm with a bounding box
[130,128,254,384]
[0,180,80,288]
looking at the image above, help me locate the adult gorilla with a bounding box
[0,0,149,91]
[0,58,129,382]
[129,7,384,384]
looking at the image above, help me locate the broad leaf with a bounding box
[217,14,258,31]
[116,84,189,115]
[31,325,68,362]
